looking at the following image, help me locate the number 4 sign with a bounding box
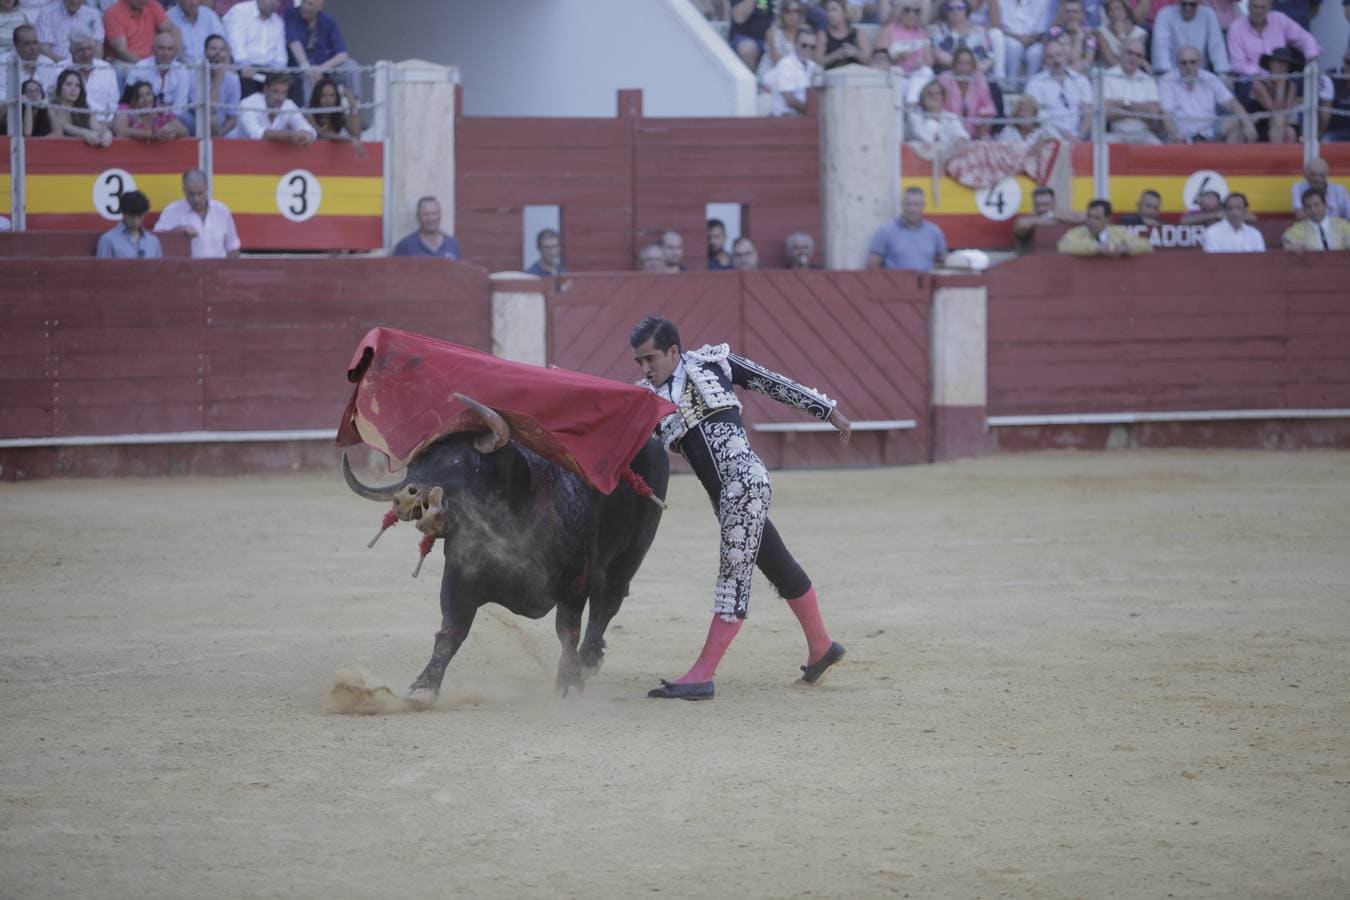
[978,177,1022,222]
[276,169,322,223]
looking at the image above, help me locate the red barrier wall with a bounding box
[0,259,491,478]
[456,95,822,274]
[984,252,1350,449]
[545,270,932,468]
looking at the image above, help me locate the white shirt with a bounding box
[154,197,242,258]
[167,3,225,65]
[0,49,58,100]
[907,109,969,147]
[126,57,193,116]
[1026,68,1093,138]
[232,91,315,139]
[72,58,119,125]
[223,0,285,68]
[1202,220,1265,252]
[34,0,105,59]
[763,53,817,117]
[1102,66,1160,104]
[1000,0,1054,36]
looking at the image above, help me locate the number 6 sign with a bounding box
[276,169,322,222]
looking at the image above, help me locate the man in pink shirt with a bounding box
[1227,0,1320,76]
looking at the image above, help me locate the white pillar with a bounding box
[930,283,990,460]
[388,60,459,250]
[490,273,548,366]
[819,64,896,270]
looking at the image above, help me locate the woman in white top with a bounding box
[758,0,807,82]
[908,78,972,148]
[1097,0,1147,69]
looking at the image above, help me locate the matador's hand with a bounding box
[831,409,852,445]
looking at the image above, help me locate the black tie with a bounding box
[1319,223,1329,250]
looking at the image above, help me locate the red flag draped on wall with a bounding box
[336,328,675,494]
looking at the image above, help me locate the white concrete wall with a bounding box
[326,0,755,117]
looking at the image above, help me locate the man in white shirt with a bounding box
[154,169,242,259]
[34,0,103,61]
[0,24,57,105]
[1202,192,1266,252]
[1158,45,1258,143]
[1025,39,1093,140]
[763,26,819,117]
[126,30,194,133]
[1102,37,1168,143]
[65,28,118,125]
[1290,159,1350,221]
[167,0,224,65]
[224,0,285,96]
[232,70,315,142]
[1000,0,1054,85]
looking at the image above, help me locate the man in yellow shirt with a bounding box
[1057,199,1154,257]
[1281,189,1350,251]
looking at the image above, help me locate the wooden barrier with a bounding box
[0,229,192,257]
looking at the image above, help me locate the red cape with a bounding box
[336,328,674,494]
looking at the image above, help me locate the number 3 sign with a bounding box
[93,169,138,221]
[978,177,1023,222]
[276,169,322,222]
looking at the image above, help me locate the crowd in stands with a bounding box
[0,0,362,145]
[699,0,1350,145]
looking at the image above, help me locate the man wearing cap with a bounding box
[96,191,164,259]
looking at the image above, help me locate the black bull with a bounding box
[342,397,669,703]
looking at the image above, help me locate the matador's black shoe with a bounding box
[799,642,845,684]
[647,679,714,700]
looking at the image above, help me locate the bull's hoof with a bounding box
[556,665,585,698]
[647,679,714,700]
[799,641,845,684]
[404,686,439,709]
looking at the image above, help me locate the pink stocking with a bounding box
[785,586,833,663]
[673,615,743,684]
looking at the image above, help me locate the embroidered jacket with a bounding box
[639,343,836,451]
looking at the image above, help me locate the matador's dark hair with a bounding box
[630,315,681,351]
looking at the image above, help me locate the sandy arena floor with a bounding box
[1,449,1348,899]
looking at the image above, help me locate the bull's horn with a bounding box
[453,392,511,453]
[342,452,408,501]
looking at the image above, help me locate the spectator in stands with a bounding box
[908,78,970,148]
[65,28,118,127]
[999,0,1054,86]
[818,0,871,69]
[1271,0,1318,29]
[0,0,30,56]
[35,0,103,61]
[1117,189,1165,225]
[764,25,819,116]
[1057,198,1152,255]
[997,94,1061,144]
[638,243,668,272]
[1180,188,1225,223]
[284,0,356,106]
[233,70,314,142]
[113,77,188,139]
[879,0,934,102]
[1251,45,1303,143]
[154,169,242,257]
[708,219,735,270]
[1026,38,1093,140]
[203,32,240,136]
[1152,0,1229,76]
[1103,37,1170,143]
[1159,45,1258,142]
[866,186,948,271]
[1045,0,1098,75]
[526,228,565,276]
[127,30,194,133]
[21,78,52,136]
[1282,188,1350,249]
[0,26,57,125]
[1097,0,1147,70]
[1323,44,1350,142]
[96,190,162,258]
[306,75,362,154]
[729,0,777,71]
[103,0,176,65]
[392,196,461,259]
[225,0,285,97]
[661,229,686,272]
[1012,186,1086,253]
[1202,192,1266,251]
[928,0,993,75]
[47,67,112,145]
[1227,0,1320,80]
[732,236,760,270]
[938,46,997,137]
[786,231,817,267]
[1200,0,1242,30]
[760,0,805,79]
[1291,158,1350,219]
[167,0,225,65]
